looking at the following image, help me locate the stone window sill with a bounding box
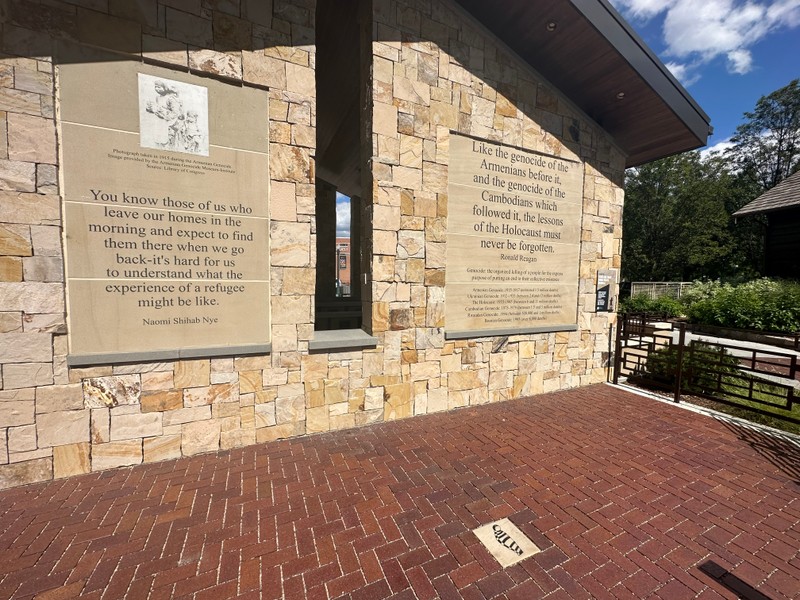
[309,329,378,352]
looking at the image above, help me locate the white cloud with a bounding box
[611,0,800,78]
[664,61,701,86]
[726,49,753,74]
[336,197,350,237]
[699,138,735,160]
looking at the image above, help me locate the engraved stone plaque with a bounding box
[59,45,270,362]
[445,134,583,337]
[473,518,541,568]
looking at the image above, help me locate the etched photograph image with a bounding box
[138,73,209,156]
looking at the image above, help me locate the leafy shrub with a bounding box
[641,342,740,394]
[620,293,684,318]
[678,279,724,306]
[684,278,800,332]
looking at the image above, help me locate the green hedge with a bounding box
[620,279,800,333]
[619,293,684,318]
[683,279,800,332]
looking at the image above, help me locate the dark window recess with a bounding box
[314,0,369,331]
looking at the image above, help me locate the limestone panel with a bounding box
[59,53,270,360]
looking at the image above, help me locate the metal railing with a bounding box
[614,313,799,425]
[630,281,693,300]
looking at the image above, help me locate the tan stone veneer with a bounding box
[0,0,622,489]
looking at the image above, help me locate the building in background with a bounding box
[734,171,800,279]
[335,238,351,294]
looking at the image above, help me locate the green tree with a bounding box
[727,79,800,190]
[621,152,753,281]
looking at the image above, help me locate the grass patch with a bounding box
[636,343,800,435]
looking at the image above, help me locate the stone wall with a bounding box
[0,0,624,490]
[361,0,625,409]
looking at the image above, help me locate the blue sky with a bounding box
[610,0,800,154]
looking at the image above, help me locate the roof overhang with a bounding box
[453,0,712,167]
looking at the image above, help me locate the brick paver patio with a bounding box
[1,384,798,599]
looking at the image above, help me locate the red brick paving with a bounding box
[1,384,799,599]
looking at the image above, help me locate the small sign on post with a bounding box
[596,269,618,312]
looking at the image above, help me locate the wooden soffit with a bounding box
[453,0,712,167]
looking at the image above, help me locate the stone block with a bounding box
[181,420,220,456]
[0,159,36,192]
[83,376,141,408]
[256,422,304,443]
[300,354,328,381]
[373,102,398,138]
[324,379,347,405]
[13,68,52,95]
[272,295,310,325]
[141,390,182,413]
[254,403,276,428]
[183,383,238,407]
[306,405,329,433]
[238,370,262,393]
[37,384,84,413]
[243,52,286,89]
[330,413,355,431]
[304,379,325,408]
[270,144,311,183]
[240,406,255,429]
[111,411,162,442]
[142,35,188,67]
[0,192,61,225]
[285,62,315,96]
[0,224,32,256]
[143,435,181,463]
[7,113,57,164]
[275,393,305,425]
[3,362,52,389]
[212,403,239,420]
[189,49,241,80]
[53,443,90,478]
[384,383,412,421]
[8,424,36,452]
[281,267,314,294]
[0,388,35,427]
[0,458,51,488]
[162,405,211,427]
[221,430,245,450]
[173,359,210,389]
[0,257,23,281]
[364,387,384,411]
[37,409,90,448]
[141,371,174,391]
[31,225,62,257]
[0,332,52,363]
[271,222,311,266]
[91,408,110,444]
[449,370,483,391]
[234,355,271,371]
[91,440,142,471]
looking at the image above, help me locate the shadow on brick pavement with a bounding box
[1,384,798,599]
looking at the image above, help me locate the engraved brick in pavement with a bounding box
[1,384,798,599]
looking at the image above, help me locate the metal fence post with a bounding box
[613,314,624,384]
[673,323,686,403]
